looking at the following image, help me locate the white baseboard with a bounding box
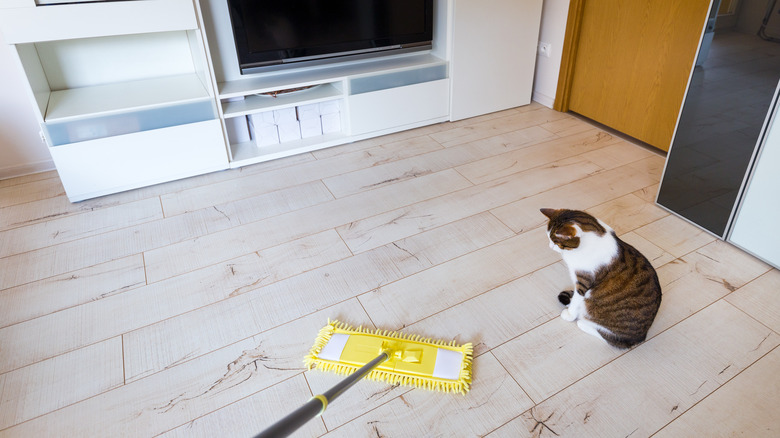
[0,159,55,181]
[532,90,555,109]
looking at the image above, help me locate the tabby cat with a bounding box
[540,208,662,349]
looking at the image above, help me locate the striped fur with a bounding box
[541,208,662,349]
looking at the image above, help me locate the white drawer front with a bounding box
[50,120,228,201]
[349,79,450,136]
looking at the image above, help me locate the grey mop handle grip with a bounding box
[253,352,390,438]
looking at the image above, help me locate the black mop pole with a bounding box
[253,351,390,438]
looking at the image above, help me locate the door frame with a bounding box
[553,0,585,112]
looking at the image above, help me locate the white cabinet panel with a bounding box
[50,120,228,202]
[0,0,197,43]
[449,0,543,121]
[349,79,450,136]
[729,92,780,268]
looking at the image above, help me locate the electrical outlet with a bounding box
[538,42,551,58]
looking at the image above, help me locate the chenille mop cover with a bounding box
[306,319,473,394]
[253,319,473,438]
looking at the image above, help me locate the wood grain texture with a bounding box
[1,104,777,437]
[554,0,585,112]
[0,256,146,328]
[566,0,711,150]
[0,337,123,430]
[727,269,780,333]
[653,346,780,437]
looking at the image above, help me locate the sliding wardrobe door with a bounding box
[657,0,780,237]
[729,82,780,268]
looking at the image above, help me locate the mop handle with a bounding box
[254,351,391,438]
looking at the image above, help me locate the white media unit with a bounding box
[0,0,542,202]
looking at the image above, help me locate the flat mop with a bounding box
[254,320,473,437]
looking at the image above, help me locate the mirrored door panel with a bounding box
[657,0,780,237]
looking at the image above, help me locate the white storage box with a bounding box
[277,120,302,142]
[300,117,323,138]
[321,112,341,134]
[225,115,251,144]
[255,110,276,125]
[319,99,341,115]
[248,113,280,147]
[273,107,297,124]
[296,103,321,119]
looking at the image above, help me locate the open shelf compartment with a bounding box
[216,53,446,97]
[221,82,343,119]
[45,74,213,122]
[42,73,217,145]
[229,131,349,168]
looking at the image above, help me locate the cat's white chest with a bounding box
[561,229,618,280]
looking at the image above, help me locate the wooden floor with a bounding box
[1,103,778,437]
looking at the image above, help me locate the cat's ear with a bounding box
[540,208,558,219]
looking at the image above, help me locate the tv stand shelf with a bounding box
[217,53,446,98]
[230,132,350,164]
[221,83,343,119]
[215,53,451,169]
[46,74,212,122]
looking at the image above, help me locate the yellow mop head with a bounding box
[305,320,473,395]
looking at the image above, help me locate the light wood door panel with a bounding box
[565,0,711,150]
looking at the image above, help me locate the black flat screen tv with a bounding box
[227,0,434,74]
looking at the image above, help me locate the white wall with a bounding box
[0,30,54,179]
[0,0,570,180]
[532,0,570,108]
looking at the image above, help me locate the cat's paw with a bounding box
[561,307,576,322]
[558,290,573,305]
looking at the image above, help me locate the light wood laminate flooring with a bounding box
[1,104,778,437]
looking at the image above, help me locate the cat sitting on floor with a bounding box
[540,208,662,349]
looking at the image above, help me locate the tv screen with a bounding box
[227,0,434,73]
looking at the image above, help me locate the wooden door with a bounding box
[556,0,711,151]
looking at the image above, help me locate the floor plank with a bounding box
[653,346,780,438]
[159,132,443,216]
[0,255,146,329]
[143,169,472,283]
[490,158,659,234]
[357,228,559,330]
[2,300,368,437]
[0,197,163,258]
[0,178,65,209]
[321,353,534,437]
[495,300,778,438]
[337,156,602,254]
[429,106,568,148]
[159,374,326,438]
[0,337,123,430]
[726,269,780,333]
[399,261,569,358]
[122,213,515,382]
[454,128,617,185]
[1,103,778,436]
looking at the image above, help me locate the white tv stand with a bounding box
[0,0,541,202]
[215,53,450,168]
[197,0,452,169]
